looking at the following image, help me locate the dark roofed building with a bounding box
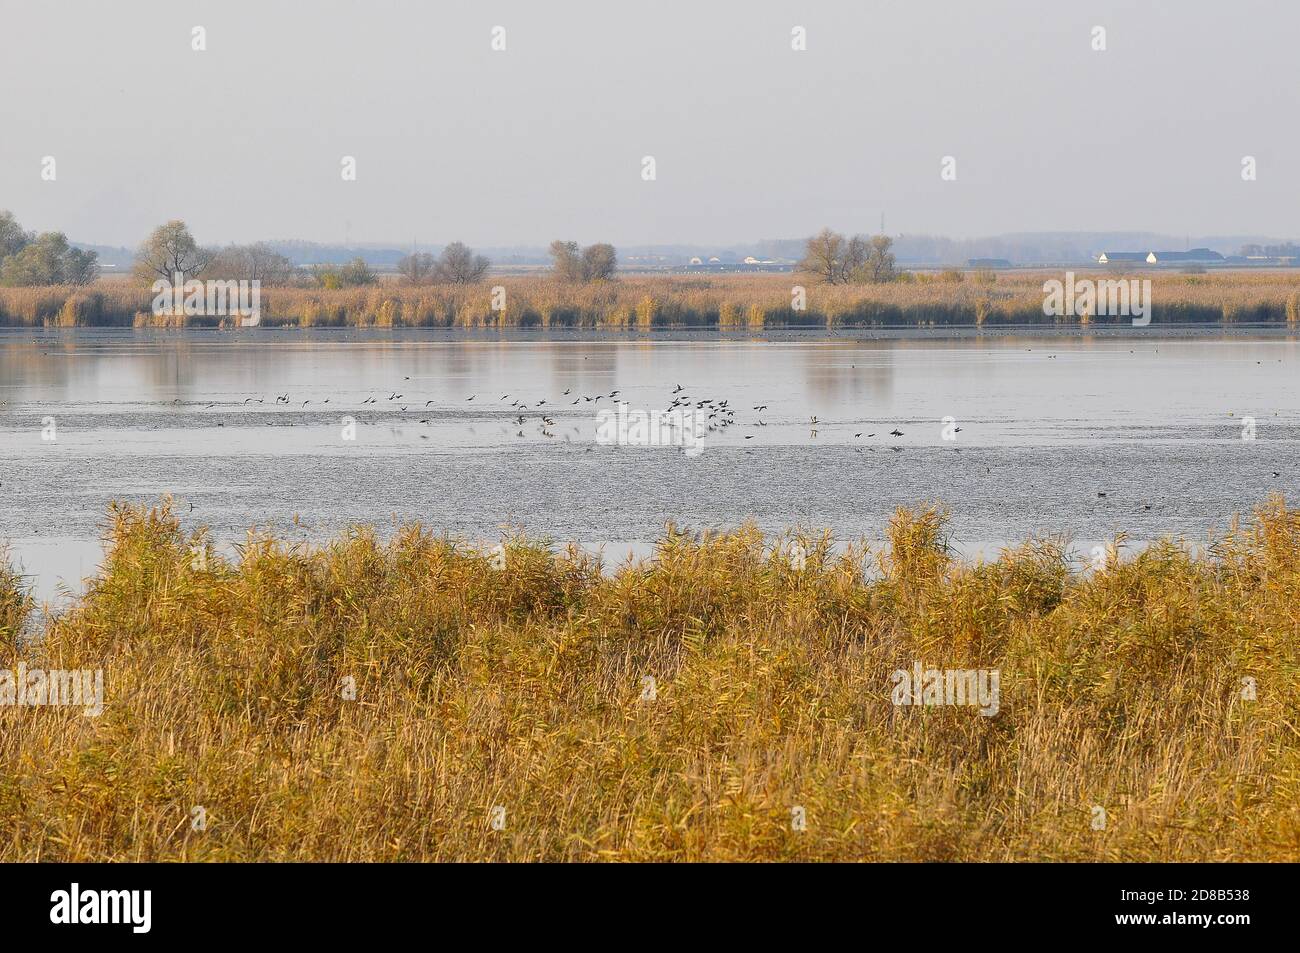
[1148,248,1224,263]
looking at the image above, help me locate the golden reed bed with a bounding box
[2,272,1300,328]
[1,498,1296,861]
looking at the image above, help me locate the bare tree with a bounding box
[397,251,438,285]
[207,243,298,285]
[799,228,849,284]
[581,243,617,281]
[134,220,211,285]
[843,235,869,276]
[549,240,583,281]
[799,228,896,284]
[551,240,617,281]
[434,242,490,284]
[857,235,898,283]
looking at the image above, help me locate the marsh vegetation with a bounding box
[1,498,1296,860]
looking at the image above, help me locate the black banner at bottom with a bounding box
[0,862,1280,941]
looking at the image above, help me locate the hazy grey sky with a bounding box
[2,0,1296,247]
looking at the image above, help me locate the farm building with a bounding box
[1097,248,1224,265]
[1096,251,1153,264]
[1148,248,1224,263]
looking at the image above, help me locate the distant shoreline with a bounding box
[3,323,1298,343]
[3,271,1299,330]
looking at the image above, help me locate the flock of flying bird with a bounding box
[192,380,940,449]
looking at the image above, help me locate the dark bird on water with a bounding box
[890,429,903,437]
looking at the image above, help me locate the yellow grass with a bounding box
[2,272,1300,328]
[1,497,1297,861]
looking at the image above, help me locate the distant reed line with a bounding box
[2,274,1299,329]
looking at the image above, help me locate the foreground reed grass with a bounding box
[3,271,1300,329]
[1,498,1297,861]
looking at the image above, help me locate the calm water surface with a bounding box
[3,328,1298,601]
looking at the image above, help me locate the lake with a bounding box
[3,327,1297,601]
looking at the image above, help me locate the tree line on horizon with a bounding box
[0,212,624,290]
[125,220,622,289]
[1,210,899,290]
